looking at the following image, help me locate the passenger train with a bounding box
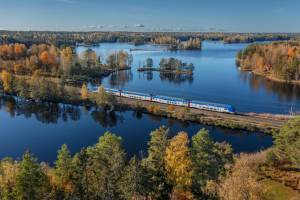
[100,88,236,114]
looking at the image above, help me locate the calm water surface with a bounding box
[0,96,272,163]
[77,41,300,114]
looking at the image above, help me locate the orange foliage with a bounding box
[39,51,56,65]
[287,47,297,59]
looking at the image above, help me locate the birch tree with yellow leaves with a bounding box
[165,132,193,191]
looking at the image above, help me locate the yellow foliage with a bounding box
[165,132,192,190]
[0,160,18,189]
[170,189,195,200]
[0,70,13,93]
[81,83,89,100]
[147,104,160,114]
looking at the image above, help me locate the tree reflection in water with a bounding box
[159,72,194,84]
[0,95,127,128]
[239,72,300,101]
[0,96,81,124]
[109,70,133,88]
[91,109,125,128]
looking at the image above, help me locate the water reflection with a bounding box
[80,41,300,114]
[159,72,193,84]
[240,72,300,102]
[91,110,124,128]
[109,70,133,87]
[0,94,273,162]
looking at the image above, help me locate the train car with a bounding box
[152,95,189,107]
[105,88,121,96]
[190,100,235,113]
[101,87,236,114]
[120,90,152,101]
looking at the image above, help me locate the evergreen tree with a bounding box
[54,144,74,198]
[86,132,126,199]
[142,126,171,199]
[119,156,148,200]
[268,117,300,168]
[191,129,233,195]
[14,151,49,200]
[71,148,91,200]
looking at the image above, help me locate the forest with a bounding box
[0,43,132,84]
[237,41,300,82]
[0,117,299,200]
[0,31,295,47]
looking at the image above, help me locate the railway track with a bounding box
[117,96,289,131]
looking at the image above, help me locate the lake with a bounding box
[1,41,289,164]
[77,41,300,114]
[0,96,272,163]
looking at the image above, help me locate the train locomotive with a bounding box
[104,88,236,114]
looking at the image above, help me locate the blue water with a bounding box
[77,41,300,114]
[0,97,272,163]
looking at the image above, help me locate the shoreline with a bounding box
[0,73,291,134]
[1,82,290,134]
[239,68,300,85]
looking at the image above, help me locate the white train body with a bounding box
[102,88,236,114]
[152,95,189,107]
[120,91,152,101]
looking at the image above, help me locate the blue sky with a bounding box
[0,0,299,32]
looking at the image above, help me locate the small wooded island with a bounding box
[138,57,194,75]
[237,41,300,84]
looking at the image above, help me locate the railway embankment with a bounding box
[115,96,290,134]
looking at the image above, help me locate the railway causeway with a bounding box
[116,96,290,133]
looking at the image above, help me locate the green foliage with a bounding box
[54,144,74,198]
[71,148,91,199]
[142,126,171,199]
[93,85,116,109]
[14,151,49,200]
[191,129,233,195]
[119,156,148,200]
[268,117,300,168]
[0,127,238,200]
[86,132,126,199]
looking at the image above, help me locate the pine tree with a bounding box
[119,156,148,200]
[191,129,233,195]
[86,132,126,199]
[14,151,49,200]
[54,144,74,197]
[142,126,171,199]
[71,148,91,200]
[268,117,300,167]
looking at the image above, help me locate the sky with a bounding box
[0,0,299,32]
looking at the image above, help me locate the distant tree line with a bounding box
[237,41,300,82]
[223,34,291,43]
[151,36,201,50]
[0,31,294,47]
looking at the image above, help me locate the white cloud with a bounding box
[134,24,145,28]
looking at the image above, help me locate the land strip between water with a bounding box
[115,96,289,134]
[0,73,291,134]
